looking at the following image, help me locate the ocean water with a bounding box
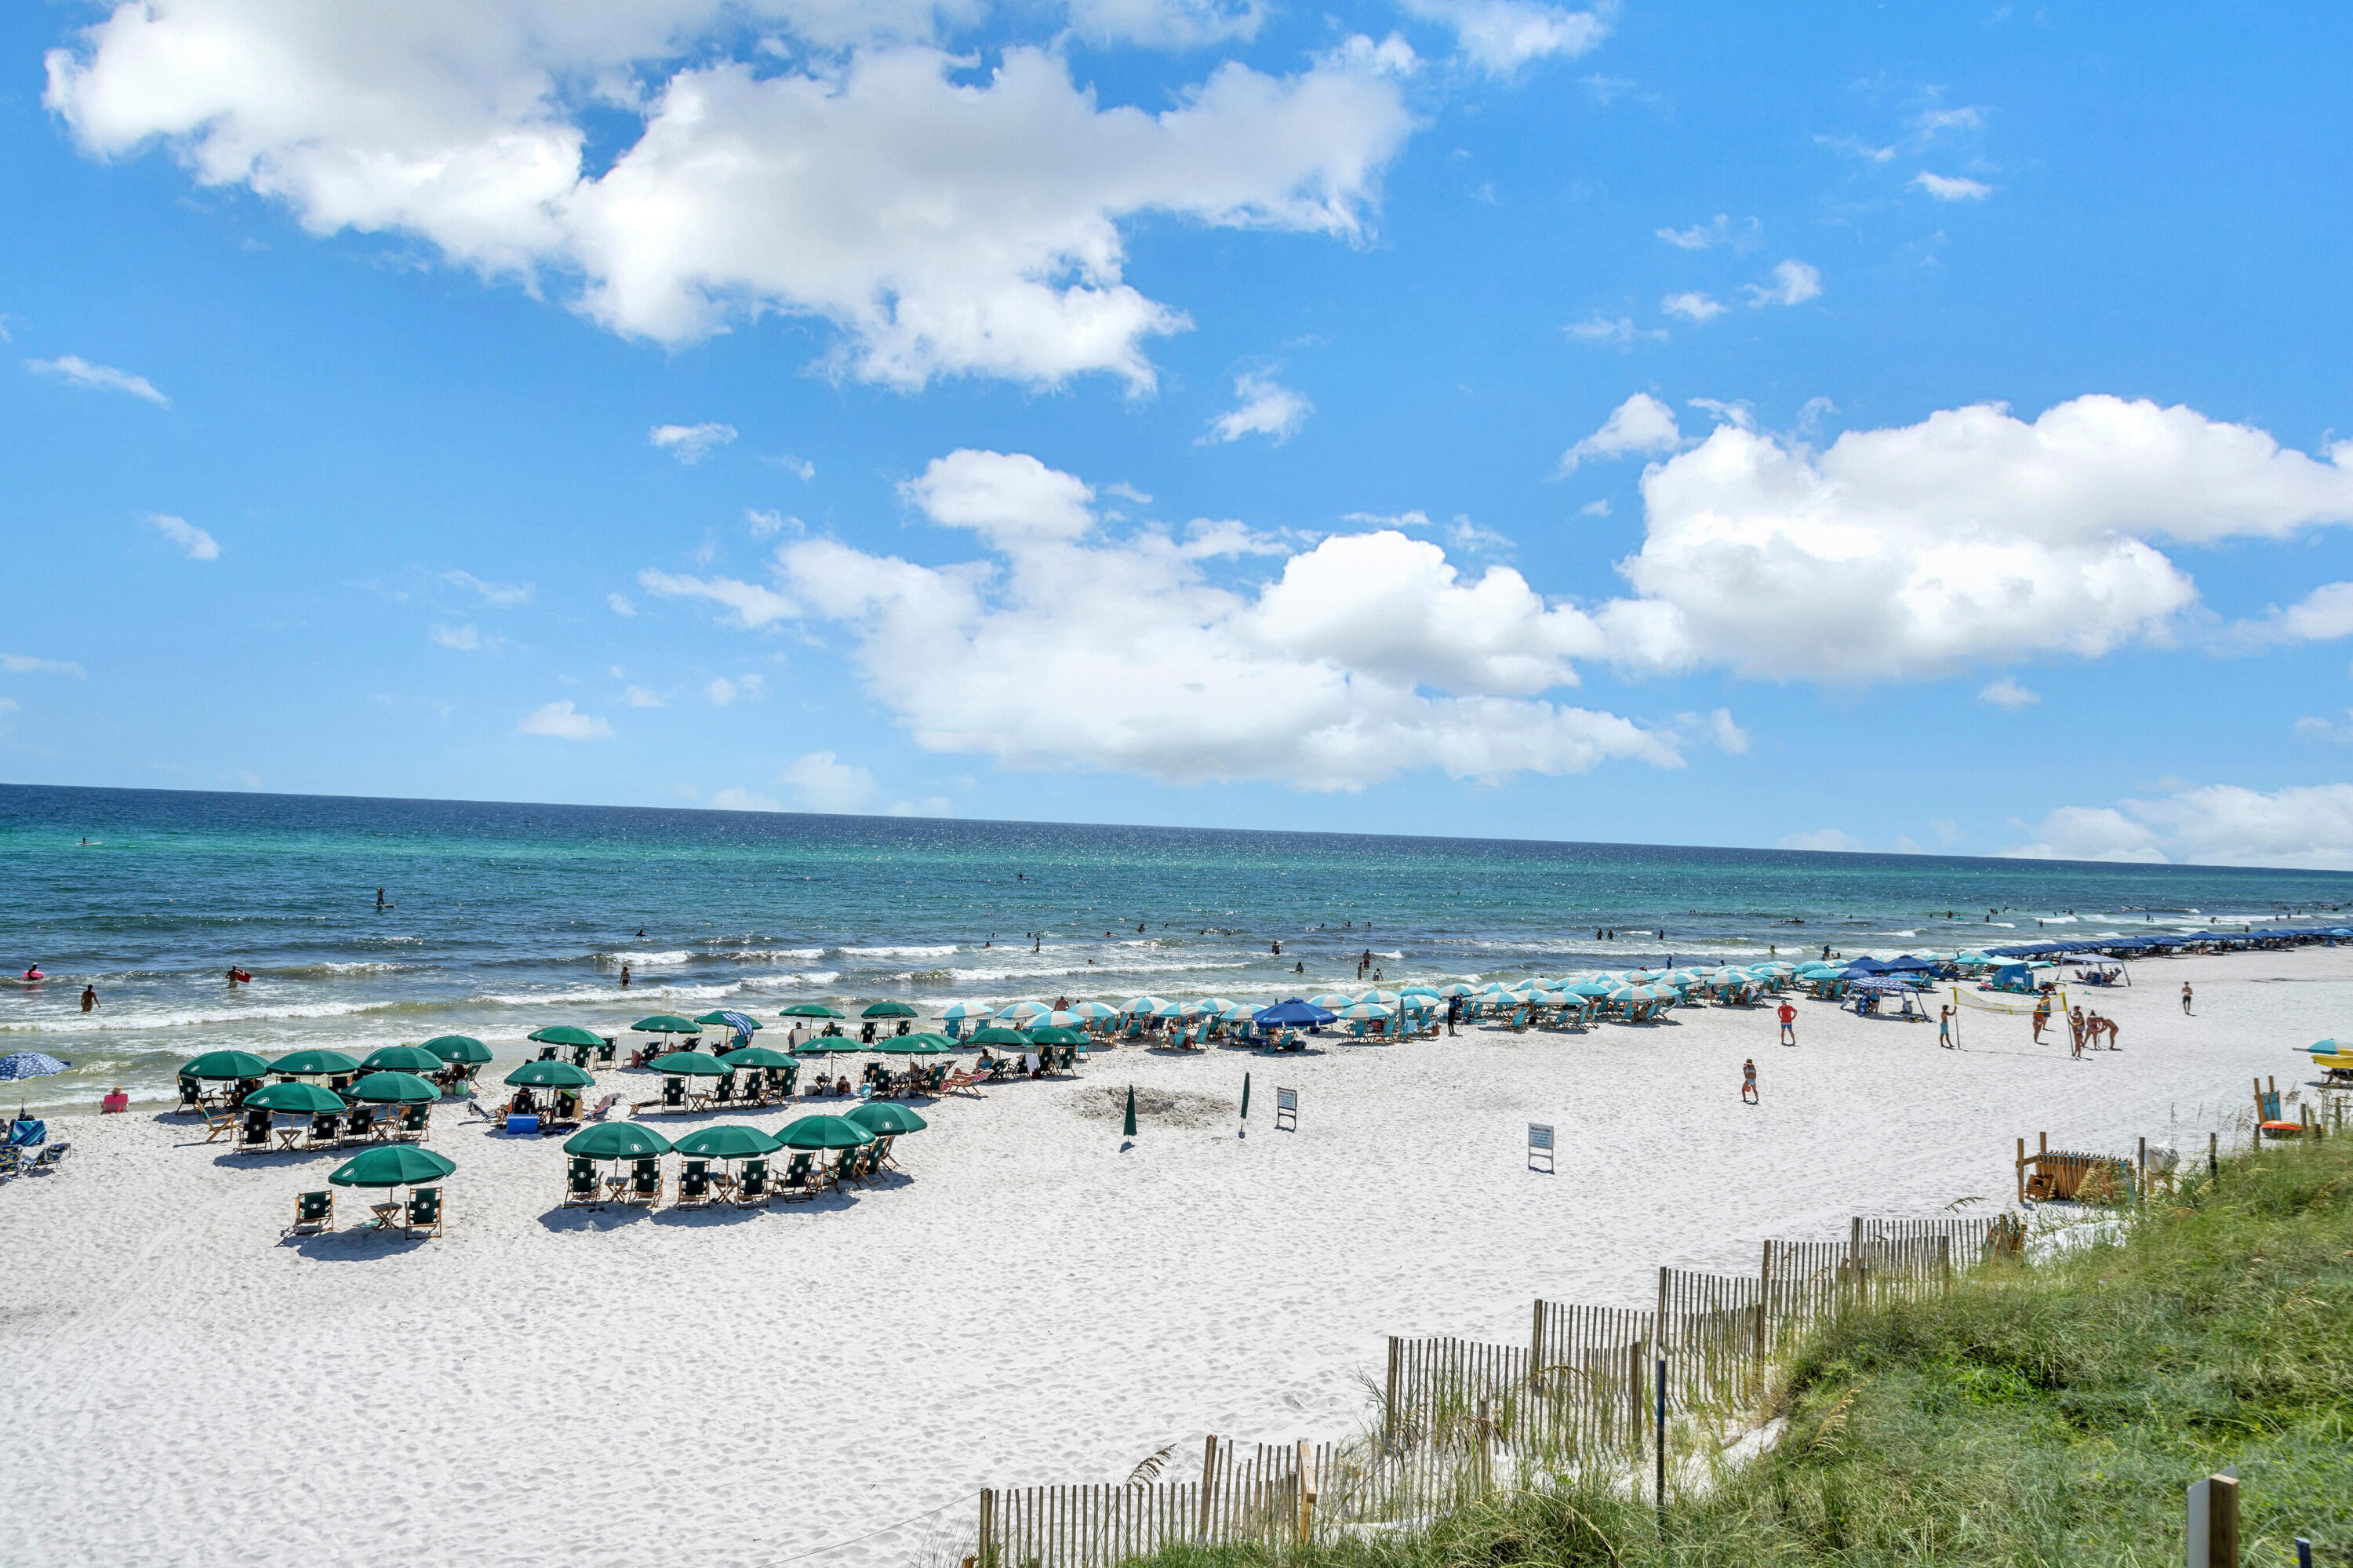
[5,782,2349,1111]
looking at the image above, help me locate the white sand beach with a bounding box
[4,948,2344,1568]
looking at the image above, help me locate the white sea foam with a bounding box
[719,948,827,962]
[607,950,695,966]
[943,959,1253,984]
[837,945,959,959]
[0,998,424,1034]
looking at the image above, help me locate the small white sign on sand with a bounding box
[1528,1122,1555,1172]
[1275,1086,1298,1131]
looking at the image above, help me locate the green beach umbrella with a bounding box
[1026,1026,1086,1046]
[184,1050,272,1081]
[968,1025,1028,1047]
[873,1035,954,1055]
[329,1144,456,1188]
[780,1002,844,1019]
[563,1122,674,1160]
[422,1035,493,1064]
[504,1059,596,1089]
[693,1010,760,1031]
[715,1044,798,1069]
[1240,1071,1251,1122]
[528,1025,603,1048]
[652,1050,729,1077]
[846,1101,928,1136]
[632,1014,702,1035]
[776,1114,876,1150]
[349,1071,442,1104]
[1122,1086,1137,1137]
[792,1036,865,1055]
[672,1124,782,1160]
[245,1081,347,1115]
[362,1045,447,1075]
[267,1047,362,1077]
[861,1000,918,1018]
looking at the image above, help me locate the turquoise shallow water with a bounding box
[5,782,2349,1111]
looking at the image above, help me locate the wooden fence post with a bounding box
[1384,1336,1400,1439]
[1197,1437,1217,1542]
[2016,1136,2026,1205]
[2187,1472,2238,1568]
[1296,1439,1316,1544]
[977,1488,996,1568]
[1529,1298,1546,1384]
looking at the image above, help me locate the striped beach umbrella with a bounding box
[1121,995,1171,1016]
[1355,989,1401,1006]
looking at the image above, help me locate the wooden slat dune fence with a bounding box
[980,1211,2031,1568]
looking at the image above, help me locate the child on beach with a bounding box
[1741,1059,1758,1104]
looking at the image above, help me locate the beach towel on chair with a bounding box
[8,1119,46,1148]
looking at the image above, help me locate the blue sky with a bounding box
[5,1,2353,866]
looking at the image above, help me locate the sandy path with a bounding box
[3,947,2339,1567]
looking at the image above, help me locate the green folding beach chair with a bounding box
[563,1155,601,1207]
[733,1159,770,1206]
[288,1190,334,1235]
[778,1151,816,1202]
[678,1159,713,1206]
[404,1186,444,1238]
[626,1155,663,1206]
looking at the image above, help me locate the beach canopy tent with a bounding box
[329,1144,455,1189]
[244,1081,347,1115]
[504,1060,596,1088]
[1254,999,1337,1027]
[182,1050,271,1081]
[672,1124,781,1160]
[862,1000,918,1019]
[0,1051,71,1082]
[650,1051,729,1077]
[527,1026,603,1048]
[268,1048,362,1077]
[777,1114,875,1150]
[693,1010,760,1031]
[715,1044,798,1069]
[780,1002,846,1020]
[966,1026,1029,1048]
[631,1014,702,1036]
[564,1121,672,1161]
[847,1101,928,1135]
[349,1071,441,1104]
[422,1035,493,1065]
[361,1045,446,1075]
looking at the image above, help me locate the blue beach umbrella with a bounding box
[0,1052,70,1082]
[1253,999,1337,1027]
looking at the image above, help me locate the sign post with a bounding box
[1275,1086,1298,1132]
[1528,1122,1555,1173]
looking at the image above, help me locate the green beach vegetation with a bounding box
[1132,1130,2353,1566]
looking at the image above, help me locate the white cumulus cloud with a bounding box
[1977,677,2039,708]
[1,653,86,677]
[781,750,878,813]
[1558,393,1682,471]
[650,423,737,464]
[1202,371,1311,445]
[1780,828,1864,853]
[1398,0,1609,75]
[26,353,169,406]
[45,6,1413,390]
[146,512,219,559]
[516,700,613,740]
[638,568,798,628]
[1743,258,1821,307]
[441,569,533,607]
[2004,783,2353,870]
[1660,291,1726,323]
[706,672,766,706]
[1065,0,1262,48]
[1597,395,2353,682]
[1912,171,1992,202]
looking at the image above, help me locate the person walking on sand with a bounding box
[1741,1058,1758,1104]
[81,984,96,1014]
[2068,1006,2086,1059]
[2031,996,2050,1042]
[1445,993,1460,1036]
[1777,999,1797,1046]
[1938,1003,1954,1049]
[2181,981,2193,1015]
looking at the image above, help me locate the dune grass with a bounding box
[1136,1129,2353,1567]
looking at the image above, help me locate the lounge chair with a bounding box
[198,1106,240,1143]
[595,1039,617,1068]
[660,1078,686,1111]
[31,1141,70,1171]
[404,1186,444,1238]
[289,1190,334,1235]
[678,1159,713,1207]
[733,1159,770,1206]
[569,1043,594,1070]
[234,1110,273,1155]
[710,1075,736,1107]
[176,1079,203,1112]
[625,1157,663,1206]
[562,1155,602,1206]
[586,1093,620,1121]
[0,1148,17,1183]
[871,1133,900,1172]
[777,1151,816,1202]
[826,1148,862,1191]
[345,1109,381,1143]
[397,1104,431,1142]
[307,1112,342,1148]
